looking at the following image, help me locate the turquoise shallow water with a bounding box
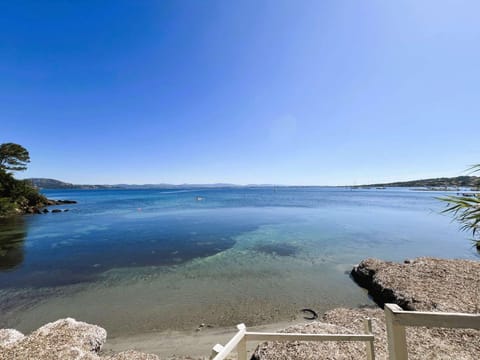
[0,187,477,335]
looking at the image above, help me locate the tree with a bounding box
[0,143,30,172]
[0,143,46,216]
[440,165,480,250]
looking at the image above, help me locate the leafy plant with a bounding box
[440,165,480,250]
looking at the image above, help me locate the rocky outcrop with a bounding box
[25,206,43,214]
[350,258,416,309]
[46,200,77,205]
[22,199,77,216]
[351,257,480,312]
[0,318,158,360]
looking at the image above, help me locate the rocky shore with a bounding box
[350,257,480,312]
[254,257,480,359]
[24,199,77,215]
[0,318,158,360]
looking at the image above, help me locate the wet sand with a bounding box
[102,320,302,358]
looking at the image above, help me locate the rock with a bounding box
[0,319,159,360]
[64,209,70,212]
[0,329,24,348]
[43,209,49,213]
[38,318,106,352]
[26,207,43,214]
[0,318,106,359]
[51,209,62,213]
[45,199,77,206]
[56,200,77,204]
[350,258,413,309]
[351,257,480,312]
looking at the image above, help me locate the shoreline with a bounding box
[102,319,302,359]
[1,256,479,359]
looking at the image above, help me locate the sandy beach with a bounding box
[102,320,301,359]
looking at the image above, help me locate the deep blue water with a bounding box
[0,187,478,334]
[0,187,476,289]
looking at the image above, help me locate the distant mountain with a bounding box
[24,178,240,189]
[116,183,241,189]
[25,178,114,189]
[27,176,480,190]
[366,176,480,188]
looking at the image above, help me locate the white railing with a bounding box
[384,303,480,360]
[210,304,480,360]
[210,318,375,360]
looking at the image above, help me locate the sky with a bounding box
[2,0,480,185]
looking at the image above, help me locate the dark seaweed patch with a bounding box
[254,243,298,257]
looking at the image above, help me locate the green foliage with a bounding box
[440,165,480,250]
[0,197,17,217]
[0,143,30,172]
[10,180,47,206]
[0,143,46,216]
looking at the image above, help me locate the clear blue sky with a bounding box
[2,0,479,185]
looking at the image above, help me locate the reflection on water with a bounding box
[0,217,26,271]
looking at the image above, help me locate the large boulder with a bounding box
[0,319,160,360]
[0,318,106,360]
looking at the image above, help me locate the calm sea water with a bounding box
[0,187,477,335]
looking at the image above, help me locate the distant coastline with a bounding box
[25,175,480,190]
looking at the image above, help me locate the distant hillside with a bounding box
[24,178,237,189]
[25,178,113,189]
[367,176,480,188]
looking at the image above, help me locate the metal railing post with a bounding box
[384,304,408,360]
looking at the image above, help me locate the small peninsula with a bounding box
[0,143,76,217]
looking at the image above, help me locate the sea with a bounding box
[0,187,477,336]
